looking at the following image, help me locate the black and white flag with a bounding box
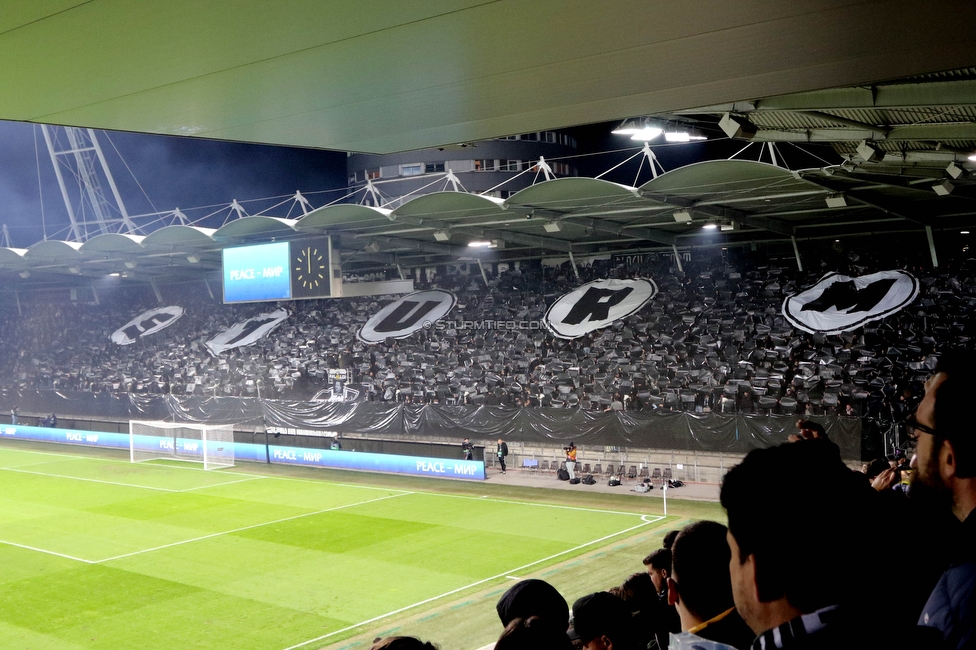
[357,290,456,343]
[206,308,289,355]
[111,306,184,345]
[782,270,919,334]
[544,278,658,339]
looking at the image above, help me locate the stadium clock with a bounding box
[290,237,332,299]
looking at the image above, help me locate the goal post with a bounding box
[129,420,235,470]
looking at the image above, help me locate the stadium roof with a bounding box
[2,3,976,289]
[4,1,976,154]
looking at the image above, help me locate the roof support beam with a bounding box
[795,110,889,137]
[469,227,574,253]
[373,210,573,255]
[794,174,934,226]
[643,193,795,237]
[563,216,676,245]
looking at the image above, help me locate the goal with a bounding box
[129,420,235,470]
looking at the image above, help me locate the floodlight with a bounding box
[612,118,663,141]
[825,194,847,208]
[433,230,451,241]
[124,261,137,269]
[664,129,707,143]
[718,113,756,140]
[702,223,718,231]
[672,210,692,223]
[946,162,964,179]
[855,140,885,162]
[186,255,200,264]
[18,270,29,278]
[932,180,954,196]
[467,240,494,248]
[543,221,562,233]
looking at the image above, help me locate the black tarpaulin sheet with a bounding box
[0,390,860,458]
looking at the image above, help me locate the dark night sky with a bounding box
[0,120,348,248]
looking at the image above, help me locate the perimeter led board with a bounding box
[222,239,332,304]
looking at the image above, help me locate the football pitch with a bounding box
[0,442,685,650]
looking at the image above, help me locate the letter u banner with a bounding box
[357,290,456,343]
[544,278,658,339]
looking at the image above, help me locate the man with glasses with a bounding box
[910,352,976,649]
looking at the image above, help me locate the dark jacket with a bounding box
[918,510,976,649]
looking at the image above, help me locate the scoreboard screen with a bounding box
[222,238,331,304]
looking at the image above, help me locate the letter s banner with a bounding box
[357,290,456,343]
[544,279,657,339]
[782,270,919,334]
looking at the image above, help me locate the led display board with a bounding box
[0,424,485,480]
[222,238,331,303]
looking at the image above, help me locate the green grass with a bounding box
[0,441,724,649]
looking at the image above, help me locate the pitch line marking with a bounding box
[94,491,411,563]
[177,476,267,491]
[0,467,180,492]
[282,515,665,650]
[0,442,414,495]
[0,539,95,564]
[0,458,76,471]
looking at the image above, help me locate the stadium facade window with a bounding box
[499,159,521,172]
[521,132,538,141]
[365,167,381,180]
[348,172,357,183]
[474,159,498,171]
[400,163,424,176]
[551,162,577,176]
[425,162,445,173]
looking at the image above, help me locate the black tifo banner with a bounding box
[0,390,860,459]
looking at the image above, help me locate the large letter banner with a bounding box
[544,278,657,339]
[111,306,184,345]
[206,308,289,355]
[782,270,919,334]
[357,290,456,343]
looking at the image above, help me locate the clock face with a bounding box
[294,246,327,289]
[291,240,331,298]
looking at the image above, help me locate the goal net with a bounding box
[129,420,235,470]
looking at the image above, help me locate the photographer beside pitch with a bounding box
[564,442,577,481]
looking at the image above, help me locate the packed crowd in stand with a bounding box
[1,252,972,428]
[368,352,976,648]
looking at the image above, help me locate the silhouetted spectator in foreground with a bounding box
[641,548,680,648]
[369,636,437,650]
[568,591,638,650]
[667,521,754,650]
[495,616,573,650]
[911,351,976,649]
[496,579,569,631]
[721,440,894,648]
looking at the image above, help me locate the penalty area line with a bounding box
[281,516,660,650]
[0,539,95,564]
